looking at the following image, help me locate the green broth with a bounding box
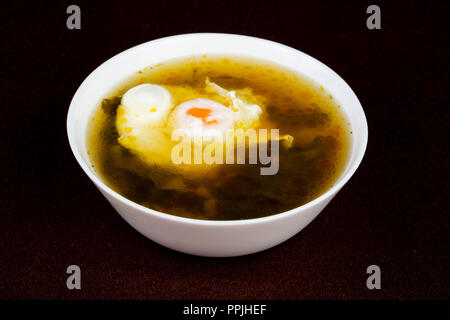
[87,56,351,220]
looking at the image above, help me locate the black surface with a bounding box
[0,0,448,299]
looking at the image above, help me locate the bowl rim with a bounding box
[67,32,368,226]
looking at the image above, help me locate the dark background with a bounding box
[0,0,448,299]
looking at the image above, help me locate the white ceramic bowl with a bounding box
[67,33,368,257]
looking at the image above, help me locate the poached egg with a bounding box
[116,80,263,169]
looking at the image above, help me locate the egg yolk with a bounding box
[186,107,218,125]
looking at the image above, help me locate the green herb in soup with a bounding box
[87,56,351,220]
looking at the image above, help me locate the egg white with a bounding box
[115,81,265,172]
[116,84,174,165]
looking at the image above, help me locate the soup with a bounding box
[87,56,351,220]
